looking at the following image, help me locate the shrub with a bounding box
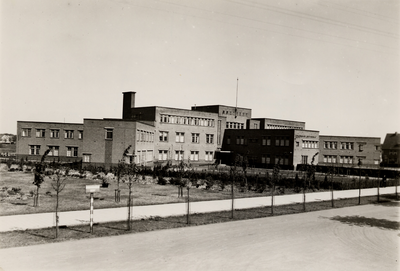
[11,187,21,193]
[157,176,167,185]
[205,176,214,190]
[7,190,16,195]
[256,177,267,193]
[6,159,13,169]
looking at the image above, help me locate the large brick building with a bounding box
[381,132,400,167]
[15,91,383,169]
[121,92,219,164]
[318,135,381,168]
[220,128,319,168]
[16,121,84,163]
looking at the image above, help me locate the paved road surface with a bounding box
[0,186,398,232]
[0,203,398,271]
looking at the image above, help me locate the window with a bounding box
[83,154,91,163]
[36,129,45,138]
[262,154,271,164]
[48,146,59,156]
[105,128,113,140]
[78,130,83,139]
[301,155,308,164]
[175,132,184,143]
[285,138,290,146]
[175,150,184,161]
[275,137,280,146]
[296,141,299,147]
[359,144,364,152]
[205,151,213,161]
[67,147,78,157]
[227,136,231,145]
[190,151,199,161]
[254,123,258,129]
[275,156,284,165]
[303,140,318,149]
[324,141,337,149]
[206,134,214,144]
[341,142,354,150]
[29,145,40,155]
[65,130,74,139]
[50,129,59,138]
[22,128,31,137]
[191,133,200,143]
[159,131,168,142]
[236,136,244,145]
[158,150,168,161]
[324,155,337,163]
[340,156,353,164]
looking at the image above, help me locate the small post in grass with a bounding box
[90,193,94,233]
[86,185,100,233]
[377,169,380,203]
[187,186,190,224]
[396,173,399,200]
[330,166,334,208]
[231,174,235,219]
[358,159,362,205]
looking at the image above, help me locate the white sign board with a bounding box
[86,185,100,193]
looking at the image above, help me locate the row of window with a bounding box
[323,141,354,150]
[22,128,82,139]
[160,114,215,127]
[158,150,214,161]
[323,155,364,164]
[261,154,290,165]
[159,131,214,144]
[29,145,78,157]
[302,140,318,149]
[265,124,303,130]
[137,130,155,142]
[323,141,375,151]
[226,136,298,147]
[221,110,249,117]
[226,122,245,129]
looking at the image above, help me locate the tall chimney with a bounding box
[122,91,136,119]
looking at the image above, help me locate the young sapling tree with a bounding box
[32,148,51,207]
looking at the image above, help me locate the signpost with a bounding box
[86,185,100,233]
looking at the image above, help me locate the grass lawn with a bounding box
[1,194,398,249]
[0,170,281,216]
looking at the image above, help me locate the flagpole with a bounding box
[235,78,238,118]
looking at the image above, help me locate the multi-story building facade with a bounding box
[318,135,381,168]
[250,118,305,130]
[381,132,400,167]
[122,92,219,164]
[190,104,252,150]
[15,91,384,170]
[81,118,155,168]
[16,121,84,163]
[220,128,319,168]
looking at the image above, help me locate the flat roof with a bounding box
[17,120,83,125]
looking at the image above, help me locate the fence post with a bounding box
[187,187,190,224]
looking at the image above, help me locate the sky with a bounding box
[1,0,399,141]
